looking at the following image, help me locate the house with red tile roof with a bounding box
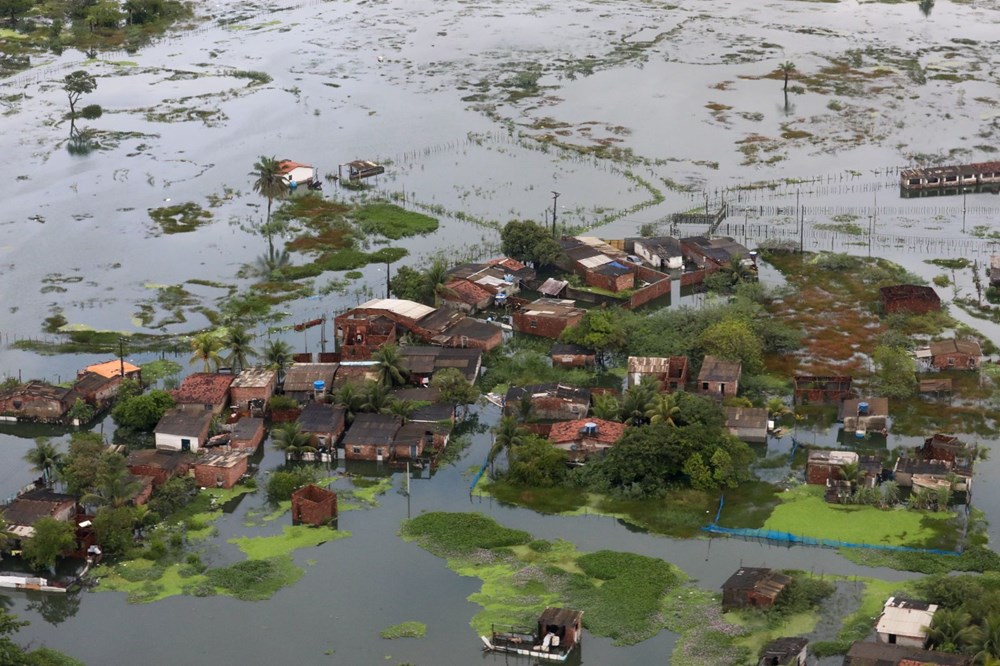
[171,373,234,415]
[548,418,627,464]
[439,279,494,313]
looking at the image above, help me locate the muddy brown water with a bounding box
[2,0,1000,663]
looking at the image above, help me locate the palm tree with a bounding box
[82,453,141,509]
[362,381,391,413]
[515,395,534,423]
[647,393,681,427]
[372,344,408,387]
[263,339,293,375]
[250,156,290,255]
[973,615,1000,664]
[838,461,860,489]
[423,259,450,305]
[386,399,416,423]
[779,61,796,92]
[333,383,364,424]
[926,609,978,653]
[766,397,789,420]
[621,381,656,426]
[881,480,900,508]
[24,438,63,487]
[189,332,223,372]
[271,422,317,460]
[252,247,290,279]
[223,325,256,373]
[489,416,525,474]
[591,393,622,422]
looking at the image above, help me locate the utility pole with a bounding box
[118,337,125,379]
[551,191,560,238]
[868,215,874,257]
[385,261,391,299]
[963,190,967,233]
[799,206,805,253]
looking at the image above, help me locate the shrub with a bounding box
[266,467,318,503]
[401,512,532,557]
[268,395,298,412]
[80,104,102,119]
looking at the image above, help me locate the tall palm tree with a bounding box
[591,393,622,422]
[333,383,364,424]
[974,615,1000,664]
[386,399,416,423]
[263,339,293,375]
[489,416,525,474]
[372,344,408,387]
[189,332,223,372]
[250,156,290,255]
[362,381,391,413]
[647,393,681,427]
[24,438,63,487]
[223,325,256,373]
[621,382,656,426]
[423,259,450,305]
[926,609,978,653]
[271,422,317,460]
[779,61,796,92]
[838,461,860,489]
[81,453,141,509]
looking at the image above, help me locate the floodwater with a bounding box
[2,0,1000,663]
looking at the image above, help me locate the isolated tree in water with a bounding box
[250,156,289,255]
[778,61,796,92]
[64,70,97,118]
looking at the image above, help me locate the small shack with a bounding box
[127,449,193,486]
[723,407,768,444]
[548,418,627,464]
[297,403,347,450]
[920,433,969,462]
[283,363,339,403]
[192,450,250,489]
[793,376,852,404]
[154,407,214,453]
[879,285,941,315]
[229,417,266,452]
[511,298,586,339]
[627,356,689,391]
[291,484,337,526]
[928,339,982,370]
[342,413,401,461]
[391,422,437,461]
[0,381,78,423]
[875,597,937,648]
[229,367,278,411]
[758,637,808,666]
[551,343,597,369]
[844,641,969,666]
[698,356,741,398]
[340,159,385,182]
[721,567,791,611]
[806,450,859,485]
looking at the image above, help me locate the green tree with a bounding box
[91,506,137,556]
[505,436,568,487]
[24,438,63,487]
[362,381,391,413]
[499,220,562,267]
[262,339,293,374]
[81,452,141,509]
[489,416,526,473]
[66,398,95,425]
[591,393,621,421]
[271,422,317,459]
[86,0,123,29]
[560,309,626,364]
[646,393,681,427]
[57,432,104,497]
[621,379,657,426]
[682,453,714,492]
[63,70,96,118]
[116,377,143,401]
[429,367,479,418]
[112,390,175,431]
[779,61,796,92]
[0,608,28,665]
[838,461,860,489]
[250,156,290,255]
[22,518,76,575]
[0,0,32,26]
[872,344,917,399]
[974,615,1000,663]
[389,266,430,303]
[222,325,256,372]
[333,383,364,424]
[372,343,408,387]
[710,449,737,488]
[699,317,764,374]
[189,332,223,372]
[423,259,450,305]
[386,398,416,422]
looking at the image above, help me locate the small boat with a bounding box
[0,573,69,593]
[481,608,583,662]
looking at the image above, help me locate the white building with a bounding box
[875,597,937,648]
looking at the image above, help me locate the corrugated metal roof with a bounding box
[876,596,937,640]
[577,254,613,269]
[356,298,436,321]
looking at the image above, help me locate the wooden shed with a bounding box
[721,567,791,611]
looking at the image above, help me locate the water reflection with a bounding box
[25,591,80,626]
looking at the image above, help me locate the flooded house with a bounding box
[439,279,494,313]
[550,343,597,369]
[681,236,754,270]
[282,363,339,403]
[448,261,526,301]
[537,277,569,299]
[879,285,941,315]
[793,375,852,404]
[721,567,791,611]
[154,407,214,453]
[504,384,591,421]
[844,641,969,666]
[81,359,142,382]
[512,298,586,339]
[277,159,319,189]
[229,367,278,411]
[296,403,347,450]
[291,484,337,526]
[389,387,455,423]
[918,377,953,394]
[342,413,402,462]
[127,449,193,486]
[893,457,972,495]
[560,237,636,292]
[630,236,684,270]
[0,381,79,423]
[340,159,385,182]
[925,338,982,370]
[900,161,1000,194]
[839,398,889,438]
[875,597,937,648]
[335,299,502,355]
[171,373,234,415]
[807,450,860,485]
[71,372,120,409]
[399,346,482,384]
[697,356,741,398]
[229,417,265,452]
[192,450,251,489]
[2,488,79,540]
[548,418,626,463]
[758,637,808,666]
[391,422,440,461]
[723,407,768,444]
[920,433,971,463]
[482,607,584,662]
[627,356,689,391]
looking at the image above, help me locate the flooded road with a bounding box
[2,0,1000,663]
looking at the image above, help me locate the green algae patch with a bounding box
[380,621,427,639]
[351,203,439,239]
[205,556,302,601]
[148,202,213,234]
[762,484,957,549]
[230,525,349,559]
[402,512,532,557]
[347,476,393,506]
[92,560,193,604]
[811,577,914,656]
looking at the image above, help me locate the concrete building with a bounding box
[154,407,214,452]
[875,597,937,648]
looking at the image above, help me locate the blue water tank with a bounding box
[858,401,869,416]
[313,380,326,392]
[289,180,298,190]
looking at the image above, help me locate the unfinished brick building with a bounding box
[291,484,337,526]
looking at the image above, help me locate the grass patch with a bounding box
[148,202,213,234]
[351,203,439,239]
[380,621,427,639]
[759,484,957,549]
[401,512,532,557]
[229,525,349,559]
[205,556,302,601]
[838,545,1000,573]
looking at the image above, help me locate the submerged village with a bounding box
[5,0,1000,665]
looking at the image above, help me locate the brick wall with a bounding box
[193,458,247,489]
[627,275,671,309]
[513,313,578,339]
[291,485,337,526]
[680,265,720,287]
